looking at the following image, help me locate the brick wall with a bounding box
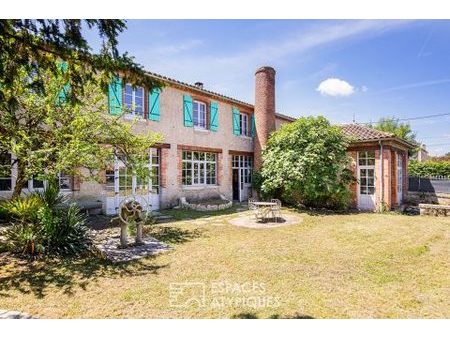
[254,66,276,170]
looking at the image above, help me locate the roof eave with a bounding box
[349,137,416,149]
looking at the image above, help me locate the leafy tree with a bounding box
[0,20,161,110]
[0,66,162,198]
[371,117,417,143]
[260,116,354,209]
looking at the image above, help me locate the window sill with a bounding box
[122,113,145,121]
[237,135,253,140]
[193,127,209,133]
[182,185,219,190]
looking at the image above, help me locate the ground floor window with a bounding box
[182,151,217,186]
[0,153,12,191]
[58,173,72,191]
[106,148,160,194]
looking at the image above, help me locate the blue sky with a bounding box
[90,20,450,155]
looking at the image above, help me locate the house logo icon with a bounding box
[169,282,206,308]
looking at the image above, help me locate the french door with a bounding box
[397,153,403,204]
[357,151,376,210]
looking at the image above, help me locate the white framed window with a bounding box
[358,151,375,166]
[106,148,160,194]
[0,152,12,191]
[239,113,248,136]
[397,153,403,202]
[182,151,217,186]
[30,177,45,190]
[193,101,207,129]
[58,173,72,191]
[124,83,144,117]
[358,151,375,195]
[232,155,253,183]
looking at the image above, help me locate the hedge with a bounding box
[408,160,450,177]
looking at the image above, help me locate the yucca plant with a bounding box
[3,180,92,257]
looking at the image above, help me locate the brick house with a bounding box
[0,66,413,212]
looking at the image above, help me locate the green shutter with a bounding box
[232,107,240,135]
[108,75,122,115]
[250,113,256,137]
[149,88,161,121]
[210,101,219,131]
[183,94,193,127]
[57,61,69,105]
[57,83,70,105]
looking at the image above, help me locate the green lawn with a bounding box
[0,208,449,318]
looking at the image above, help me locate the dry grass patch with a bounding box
[0,209,449,318]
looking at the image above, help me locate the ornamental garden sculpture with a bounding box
[118,196,148,247]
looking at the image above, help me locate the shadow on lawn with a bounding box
[231,312,314,319]
[145,225,205,244]
[160,203,247,222]
[0,255,167,299]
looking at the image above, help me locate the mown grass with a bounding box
[0,208,448,318]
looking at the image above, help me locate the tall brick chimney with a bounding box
[254,66,276,170]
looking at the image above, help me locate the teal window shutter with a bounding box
[148,88,161,121]
[57,61,69,105]
[57,83,70,105]
[232,107,240,135]
[108,75,122,115]
[183,94,193,127]
[250,113,256,137]
[210,101,219,131]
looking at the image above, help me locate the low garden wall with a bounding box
[180,195,232,212]
[419,203,450,217]
[407,191,450,206]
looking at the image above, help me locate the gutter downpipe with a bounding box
[379,140,384,211]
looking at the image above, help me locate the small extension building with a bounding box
[0,66,413,212]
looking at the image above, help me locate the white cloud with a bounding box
[316,78,355,97]
[361,85,368,92]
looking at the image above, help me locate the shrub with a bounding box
[260,116,354,210]
[408,160,450,177]
[0,201,9,221]
[3,182,92,257]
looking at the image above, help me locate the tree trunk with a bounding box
[12,162,27,199]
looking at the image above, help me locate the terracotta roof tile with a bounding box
[146,70,253,108]
[341,123,394,141]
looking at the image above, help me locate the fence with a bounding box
[408,176,450,193]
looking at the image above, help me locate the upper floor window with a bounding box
[239,113,249,136]
[0,153,12,191]
[124,84,144,117]
[193,100,207,129]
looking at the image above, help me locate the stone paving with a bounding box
[95,234,171,263]
[0,310,34,319]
